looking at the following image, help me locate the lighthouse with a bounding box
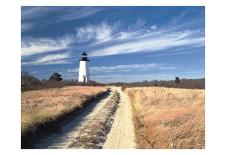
[78,51,90,83]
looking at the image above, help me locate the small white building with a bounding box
[78,51,90,83]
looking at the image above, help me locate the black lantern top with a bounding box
[81,51,87,56]
[79,51,90,61]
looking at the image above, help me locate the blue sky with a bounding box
[21,6,205,83]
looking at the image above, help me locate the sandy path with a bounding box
[103,87,136,149]
[34,91,114,149]
[33,87,136,149]
[69,91,120,148]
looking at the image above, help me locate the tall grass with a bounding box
[125,87,205,149]
[21,86,107,135]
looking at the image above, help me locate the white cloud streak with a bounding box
[22,52,70,65]
[91,70,204,83]
[21,7,103,32]
[92,73,173,83]
[67,63,176,74]
[21,23,35,32]
[90,63,176,73]
[128,18,146,31]
[75,22,120,44]
[90,29,204,57]
[21,35,73,56]
[21,18,204,64]
[150,25,157,30]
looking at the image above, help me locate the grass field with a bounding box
[21,86,107,135]
[125,87,205,149]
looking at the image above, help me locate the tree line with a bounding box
[112,77,205,90]
[21,71,205,92]
[21,71,104,92]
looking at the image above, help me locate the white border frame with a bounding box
[1,0,226,155]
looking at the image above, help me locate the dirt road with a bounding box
[103,87,136,149]
[33,87,136,149]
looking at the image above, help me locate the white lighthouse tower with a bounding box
[78,51,90,83]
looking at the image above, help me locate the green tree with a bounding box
[175,77,180,84]
[49,73,63,81]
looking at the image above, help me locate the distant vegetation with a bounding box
[125,87,205,149]
[49,72,63,81]
[112,78,205,89]
[21,71,104,92]
[21,71,42,91]
[22,71,205,92]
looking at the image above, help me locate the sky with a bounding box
[21,6,205,83]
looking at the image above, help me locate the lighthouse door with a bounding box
[83,75,86,83]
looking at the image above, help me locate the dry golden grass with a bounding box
[125,87,205,149]
[21,86,107,134]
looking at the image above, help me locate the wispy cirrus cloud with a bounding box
[21,7,205,82]
[90,63,176,73]
[70,17,204,57]
[67,63,177,74]
[21,22,117,57]
[21,7,103,32]
[74,22,119,44]
[128,18,146,31]
[21,9,204,66]
[22,52,70,65]
[91,71,204,83]
[21,23,35,32]
[91,73,171,83]
[21,35,73,56]
[21,19,204,63]
[89,28,204,57]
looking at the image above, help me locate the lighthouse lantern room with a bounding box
[78,51,90,83]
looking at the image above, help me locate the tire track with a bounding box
[69,91,120,149]
[33,87,136,149]
[33,91,114,149]
[103,87,136,149]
